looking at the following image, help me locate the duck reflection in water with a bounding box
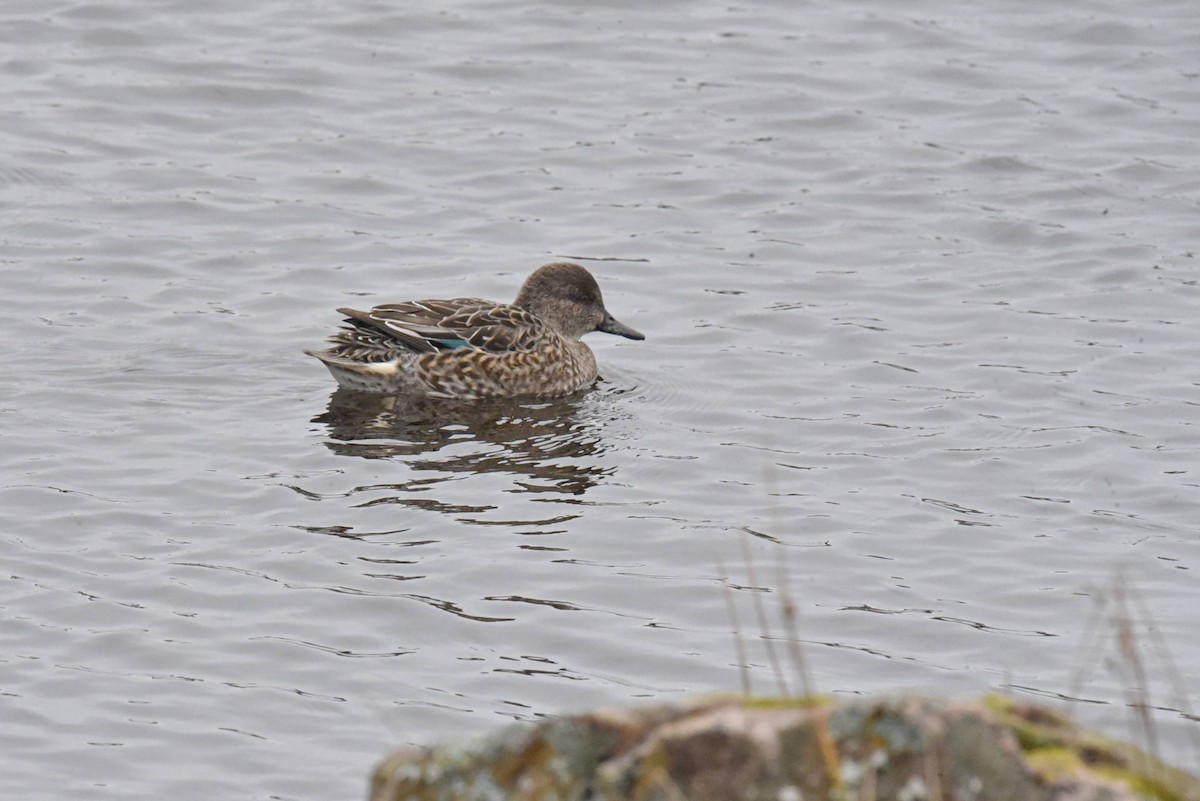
[312,386,628,497]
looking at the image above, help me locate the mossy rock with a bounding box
[370,695,1200,801]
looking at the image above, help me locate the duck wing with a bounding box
[337,299,549,354]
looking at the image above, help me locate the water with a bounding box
[3,0,1199,798]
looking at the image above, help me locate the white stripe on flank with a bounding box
[359,361,400,375]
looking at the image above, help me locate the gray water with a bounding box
[3,0,1200,798]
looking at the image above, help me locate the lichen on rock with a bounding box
[370,695,1200,801]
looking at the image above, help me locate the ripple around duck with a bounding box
[303,388,633,514]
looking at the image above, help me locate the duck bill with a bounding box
[597,312,645,341]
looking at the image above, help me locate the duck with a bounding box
[306,262,644,397]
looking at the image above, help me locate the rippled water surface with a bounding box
[4,0,1200,798]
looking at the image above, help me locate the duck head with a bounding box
[514,262,645,342]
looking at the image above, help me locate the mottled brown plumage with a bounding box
[306,262,644,397]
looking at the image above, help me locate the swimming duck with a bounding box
[306,262,644,397]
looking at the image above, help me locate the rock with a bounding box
[369,694,1199,801]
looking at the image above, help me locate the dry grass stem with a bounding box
[1067,570,1200,781]
[717,551,752,697]
[739,532,789,696]
[775,547,813,698]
